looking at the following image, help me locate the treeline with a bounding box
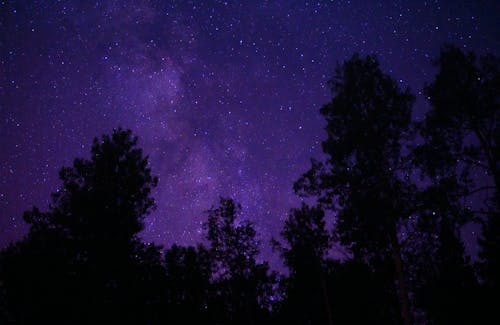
[0,45,498,324]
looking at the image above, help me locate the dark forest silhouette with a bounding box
[0,45,498,324]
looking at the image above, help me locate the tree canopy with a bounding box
[1,46,499,324]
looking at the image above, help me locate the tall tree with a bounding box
[0,128,160,323]
[273,204,332,324]
[49,128,158,247]
[326,259,400,324]
[406,179,478,323]
[410,135,476,322]
[0,223,78,323]
[420,45,499,200]
[204,197,276,323]
[295,54,416,324]
[415,44,499,320]
[163,244,212,323]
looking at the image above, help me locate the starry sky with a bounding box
[1,1,499,266]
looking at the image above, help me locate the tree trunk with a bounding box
[318,264,334,325]
[473,128,500,207]
[390,229,413,325]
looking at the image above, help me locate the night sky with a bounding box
[1,1,499,267]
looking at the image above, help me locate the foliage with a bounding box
[294,54,415,324]
[205,197,277,323]
[1,46,499,324]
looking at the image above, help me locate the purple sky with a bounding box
[1,1,499,267]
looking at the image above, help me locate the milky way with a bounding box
[1,1,498,267]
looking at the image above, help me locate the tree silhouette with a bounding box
[49,128,158,243]
[204,197,276,324]
[127,241,166,323]
[405,179,479,323]
[163,244,212,323]
[274,204,401,324]
[0,128,160,323]
[326,259,400,324]
[273,204,332,324]
[420,45,499,198]
[0,46,498,324]
[0,224,78,323]
[414,45,500,322]
[295,54,416,324]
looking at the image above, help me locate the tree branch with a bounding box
[462,186,496,197]
[459,157,489,170]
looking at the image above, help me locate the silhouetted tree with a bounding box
[295,54,416,324]
[405,179,479,323]
[274,204,399,324]
[407,143,475,323]
[129,241,166,323]
[163,244,212,323]
[419,45,499,201]
[326,259,400,324]
[1,46,498,325]
[0,128,160,323]
[273,204,332,324]
[50,127,158,246]
[0,224,78,323]
[414,44,500,322]
[205,197,276,324]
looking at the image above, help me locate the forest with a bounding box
[0,45,498,324]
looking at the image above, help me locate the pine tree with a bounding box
[295,54,416,324]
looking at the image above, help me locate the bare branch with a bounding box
[462,186,496,197]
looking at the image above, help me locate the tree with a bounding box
[49,128,158,246]
[0,128,160,323]
[406,179,478,323]
[419,46,499,283]
[295,54,416,324]
[326,259,399,324]
[0,225,78,323]
[273,204,332,324]
[415,44,500,321]
[204,197,276,323]
[420,45,499,199]
[274,205,398,324]
[163,244,212,323]
[129,241,166,323]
